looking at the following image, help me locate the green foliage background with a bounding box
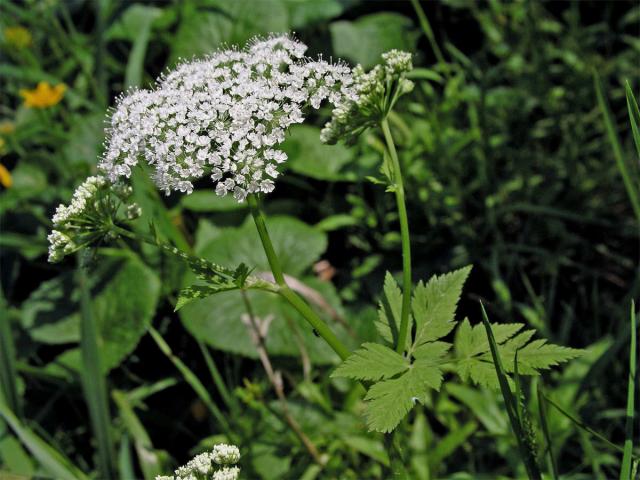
[0,0,638,478]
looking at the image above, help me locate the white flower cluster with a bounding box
[156,444,240,480]
[51,176,106,227]
[48,176,107,263]
[211,444,241,465]
[47,175,140,263]
[100,35,356,201]
[320,49,414,145]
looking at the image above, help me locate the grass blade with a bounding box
[620,300,637,480]
[536,382,558,480]
[77,263,117,479]
[594,71,640,221]
[542,394,632,456]
[149,327,236,442]
[625,81,640,159]
[480,302,542,480]
[199,341,240,417]
[0,401,87,480]
[0,301,21,417]
[112,390,162,480]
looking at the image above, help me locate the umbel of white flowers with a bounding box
[99,35,357,201]
[156,443,241,480]
[320,49,414,145]
[47,175,140,262]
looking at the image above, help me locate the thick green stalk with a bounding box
[247,194,350,360]
[620,301,636,480]
[381,119,413,354]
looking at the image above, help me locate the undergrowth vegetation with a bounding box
[0,1,638,479]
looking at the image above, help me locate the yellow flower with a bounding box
[0,163,12,188]
[19,82,66,108]
[4,26,32,49]
[0,120,15,135]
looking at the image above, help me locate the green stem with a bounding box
[246,194,351,360]
[381,119,413,354]
[409,0,449,77]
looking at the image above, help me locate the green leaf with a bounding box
[364,363,443,433]
[374,272,404,347]
[283,0,346,29]
[175,284,241,311]
[21,255,160,371]
[170,0,289,63]
[0,402,88,480]
[112,390,163,480]
[330,13,419,69]
[453,317,582,389]
[282,125,356,181]
[332,343,408,381]
[625,81,640,160]
[412,266,472,348]
[181,190,246,212]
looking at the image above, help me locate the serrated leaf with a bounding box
[332,343,408,381]
[175,284,239,311]
[412,266,472,348]
[364,364,443,433]
[453,318,582,389]
[374,272,403,346]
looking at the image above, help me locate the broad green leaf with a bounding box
[412,266,471,348]
[180,215,354,362]
[332,343,408,381]
[282,125,356,181]
[21,255,160,371]
[374,272,403,346]
[170,0,289,62]
[202,215,327,277]
[330,13,419,69]
[283,0,347,28]
[365,363,443,433]
[181,190,246,212]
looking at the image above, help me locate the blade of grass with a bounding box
[198,341,240,417]
[536,382,559,480]
[594,71,640,221]
[625,81,640,159]
[0,401,88,480]
[480,302,542,480]
[542,394,633,457]
[77,263,117,479]
[620,300,637,480]
[148,327,237,443]
[0,300,21,417]
[112,390,162,480]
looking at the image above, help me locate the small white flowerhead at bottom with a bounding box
[212,466,240,480]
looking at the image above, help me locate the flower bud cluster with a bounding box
[100,35,356,201]
[156,444,240,480]
[47,175,140,263]
[320,49,414,145]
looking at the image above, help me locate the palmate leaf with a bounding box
[334,340,450,433]
[454,318,582,388]
[364,356,446,433]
